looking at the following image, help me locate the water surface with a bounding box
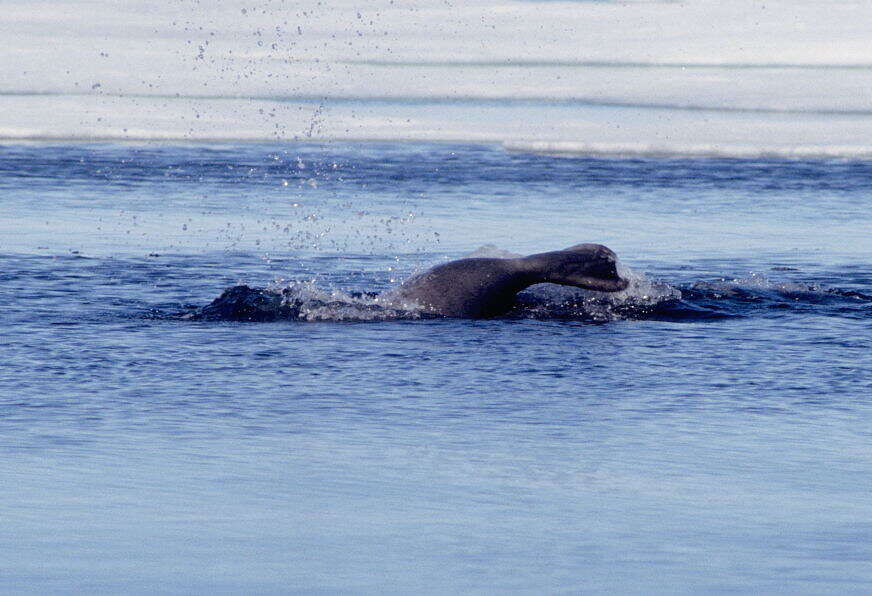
[1,143,870,593]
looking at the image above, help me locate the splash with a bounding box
[183,245,869,323]
[184,270,869,323]
[463,244,681,321]
[511,262,681,322]
[190,281,427,322]
[188,246,681,322]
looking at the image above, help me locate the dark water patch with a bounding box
[7,143,872,196]
[512,277,872,322]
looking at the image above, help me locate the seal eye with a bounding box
[586,258,618,280]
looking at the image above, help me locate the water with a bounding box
[1,142,870,593]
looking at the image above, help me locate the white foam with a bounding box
[691,273,824,296]
[267,280,426,322]
[443,245,680,318]
[521,262,680,316]
[276,244,680,321]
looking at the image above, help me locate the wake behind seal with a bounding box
[194,243,629,321]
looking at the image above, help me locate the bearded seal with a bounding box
[389,243,628,318]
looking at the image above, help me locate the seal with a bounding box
[389,243,628,318]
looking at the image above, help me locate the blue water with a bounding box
[1,143,871,593]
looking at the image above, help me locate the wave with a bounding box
[184,282,430,323]
[173,266,871,324]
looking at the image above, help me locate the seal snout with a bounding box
[595,257,630,292]
[555,243,628,292]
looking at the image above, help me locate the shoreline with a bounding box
[4,135,872,162]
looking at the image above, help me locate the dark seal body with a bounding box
[392,243,628,318]
[393,258,535,318]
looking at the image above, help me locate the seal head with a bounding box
[523,243,628,293]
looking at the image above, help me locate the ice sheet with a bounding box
[3,0,872,156]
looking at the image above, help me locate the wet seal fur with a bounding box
[195,285,297,321]
[390,243,628,318]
